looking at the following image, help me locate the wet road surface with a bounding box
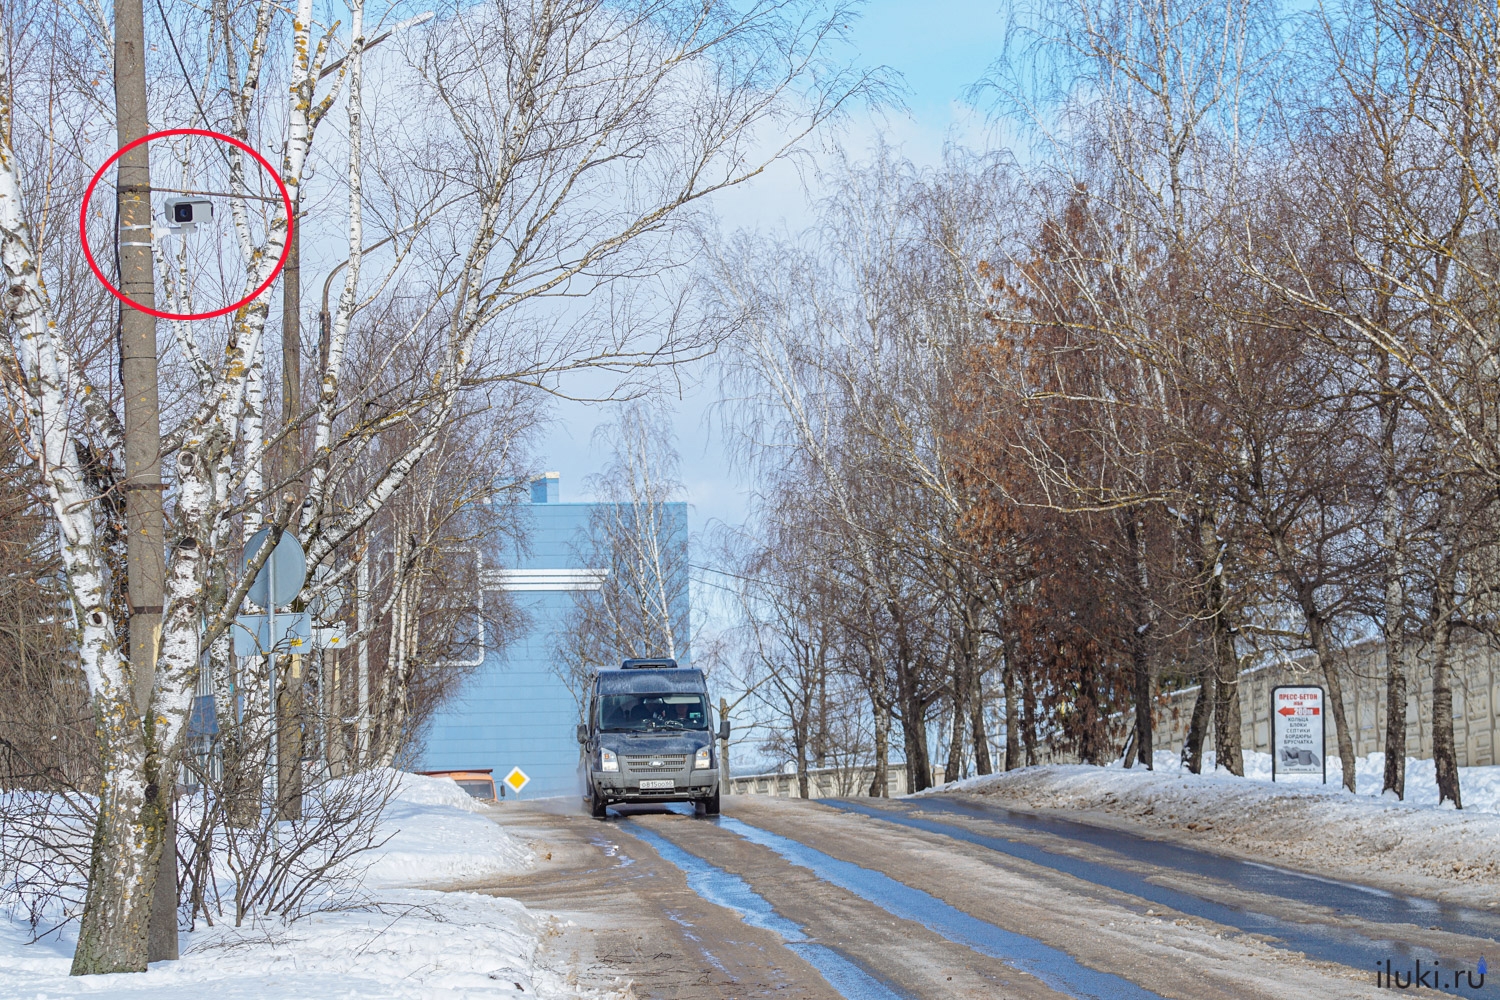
[464,794,1494,999]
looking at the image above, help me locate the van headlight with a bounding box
[694,746,711,770]
[601,748,618,772]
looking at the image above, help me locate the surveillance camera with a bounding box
[163,196,214,234]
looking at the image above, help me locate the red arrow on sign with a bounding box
[1278,706,1297,716]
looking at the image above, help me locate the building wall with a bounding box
[417,475,691,798]
[1152,639,1500,767]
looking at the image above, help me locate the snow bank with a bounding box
[926,751,1500,900]
[0,889,571,999]
[934,747,1500,814]
[366,772,533,887]
[1223,749,1500,812]
[0,771,582,1000]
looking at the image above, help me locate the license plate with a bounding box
[639,779,674,790]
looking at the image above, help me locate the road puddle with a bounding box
[717,816,1168,1000]
[625,822,915,1000]
[587,836,636,867]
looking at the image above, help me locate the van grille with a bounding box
[625,754,687,773]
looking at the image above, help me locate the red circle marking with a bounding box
[79,128,293,321]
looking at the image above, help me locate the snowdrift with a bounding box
[927,751,1500,903]
[0,771,576,999]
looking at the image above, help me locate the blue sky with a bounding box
[536,0,1011,533]
[848,0,1010,126]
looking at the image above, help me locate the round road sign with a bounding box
[244,528,307,610]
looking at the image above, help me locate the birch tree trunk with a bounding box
[1431,487,1463,808]
[1431,595,1462,809]
[0,28,168,972]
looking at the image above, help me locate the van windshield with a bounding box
[599,693,709,732]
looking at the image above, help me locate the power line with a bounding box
[691,563,760,585]
[153,0,236,175]
[154,0,214,130]
[689,574,740,595]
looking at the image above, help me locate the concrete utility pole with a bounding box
[278,209,304,821]
[113,0,175,962]
[719,696,731,792]
[717,675,773,794]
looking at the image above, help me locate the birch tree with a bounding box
[556,403,691,704]
[1,0,863,972]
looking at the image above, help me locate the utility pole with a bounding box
[278,206,304,820]
[719,696,731,791]
[717,675,772,794]
[113,0,175,962]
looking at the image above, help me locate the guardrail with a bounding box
[726,763,950,798]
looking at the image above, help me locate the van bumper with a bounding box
[592,768,717,802]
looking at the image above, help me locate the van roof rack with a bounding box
[620,657,679,669]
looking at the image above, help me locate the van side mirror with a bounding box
[576,723,588,744]
[719,718,730,742]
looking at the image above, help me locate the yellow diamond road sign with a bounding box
[504,767,530,795]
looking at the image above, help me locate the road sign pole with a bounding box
[240,526,308,832]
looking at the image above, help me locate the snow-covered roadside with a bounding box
[0,773,593,1000]
[367,771,533,886]
[924,751,1500,905]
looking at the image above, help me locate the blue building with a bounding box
[417,473,691,798]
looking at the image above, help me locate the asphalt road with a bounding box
[470,794,1496,999]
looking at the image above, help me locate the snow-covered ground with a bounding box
[0,773,594,1000]
[927,750,1500,904]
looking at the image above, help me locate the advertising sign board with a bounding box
[1271,685,1326,783]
